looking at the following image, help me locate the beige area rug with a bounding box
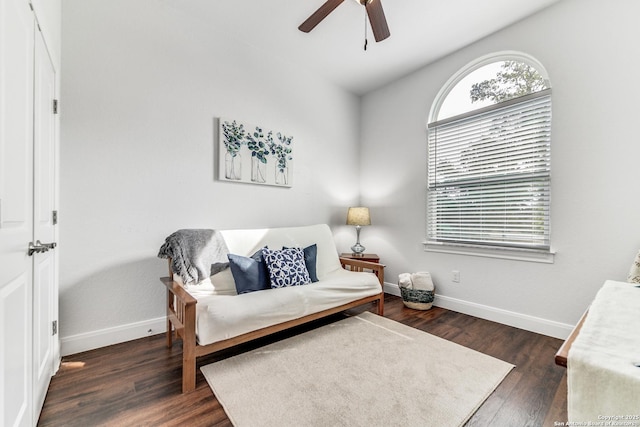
[201,312,514,427]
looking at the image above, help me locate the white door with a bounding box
[0,0,35,426]
[32,28,58,418]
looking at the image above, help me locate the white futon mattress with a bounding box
[186,267,381,346]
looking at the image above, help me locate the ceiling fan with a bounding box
[298,0,390,44]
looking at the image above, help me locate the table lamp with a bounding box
[346,207,370,255]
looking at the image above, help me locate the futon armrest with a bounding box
[339,257,386,287]
[160,276,197,306]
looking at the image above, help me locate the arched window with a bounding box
[426,52,552,256]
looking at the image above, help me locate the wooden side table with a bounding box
[339,253,380,263]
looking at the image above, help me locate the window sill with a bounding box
[423,242,555,264]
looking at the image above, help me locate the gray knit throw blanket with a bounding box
[158,229,229,284]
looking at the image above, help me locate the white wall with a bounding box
[360,0,640,338]
[60,0,362,353]
[61,0,640,353]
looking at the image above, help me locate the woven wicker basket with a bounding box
[400,286,435,310]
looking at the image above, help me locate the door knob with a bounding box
[39,240,57,250]
[28,240,57,256]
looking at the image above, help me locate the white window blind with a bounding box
[427,89,552,251]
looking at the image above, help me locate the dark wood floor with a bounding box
[38,295,568,426]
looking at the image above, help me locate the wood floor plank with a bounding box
[38,295,567,426]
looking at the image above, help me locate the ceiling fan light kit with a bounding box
[299,0,390,47]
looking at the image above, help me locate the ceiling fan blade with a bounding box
[299,0,345,33]
[366,0,390,42]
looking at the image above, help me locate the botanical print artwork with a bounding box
[219,118,294,187]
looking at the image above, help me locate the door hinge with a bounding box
[52,210,58,225]
[53,99,59,115]
[52,320,58,336]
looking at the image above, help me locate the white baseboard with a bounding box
[384,282,573,340]
[60,317,167,356]
[383,281,403,297]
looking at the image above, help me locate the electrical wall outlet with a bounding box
[452,270,460,283]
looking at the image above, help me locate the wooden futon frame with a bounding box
[161,257,385,393]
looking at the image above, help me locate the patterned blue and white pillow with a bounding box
[262,247,311,288]
[283,244,318,282]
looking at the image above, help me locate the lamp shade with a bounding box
[346,207,371,226]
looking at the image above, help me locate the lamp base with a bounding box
[351,242,366,254]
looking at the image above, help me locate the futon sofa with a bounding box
[159,224,384,393]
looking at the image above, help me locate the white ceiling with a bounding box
[186,0,560,95]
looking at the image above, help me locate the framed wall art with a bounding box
[218,117,294,187]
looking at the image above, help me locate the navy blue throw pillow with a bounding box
[227,248,271,294]
[283,244,318,283]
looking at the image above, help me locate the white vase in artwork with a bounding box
[275,165,289,185]
[251,157,266,183]
[225,152,242,180]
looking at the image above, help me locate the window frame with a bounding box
[425,52,555,263]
